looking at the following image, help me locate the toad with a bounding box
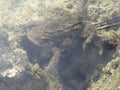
[27,18,84,73]
[26,16,120,74]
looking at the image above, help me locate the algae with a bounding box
[88,57,120,90]
[1,0,120,90]
[86,0,120,90]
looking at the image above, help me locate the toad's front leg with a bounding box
[45,47,62,74]
[44,47,63,89]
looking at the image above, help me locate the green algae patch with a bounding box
[29,63,45,78]
[88,57,120,90]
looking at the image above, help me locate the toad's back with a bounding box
[26,16,84,48]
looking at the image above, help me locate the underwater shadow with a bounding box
[57,37,116,90]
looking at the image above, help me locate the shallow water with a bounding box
[0,0,120,90]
